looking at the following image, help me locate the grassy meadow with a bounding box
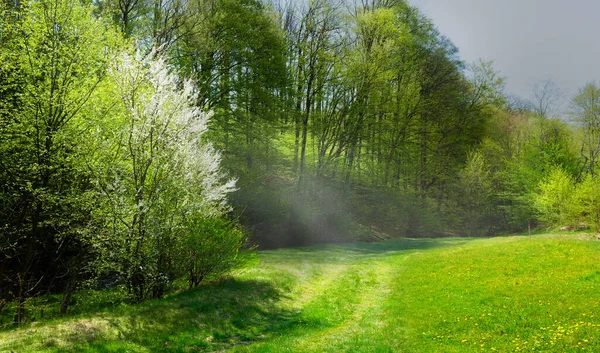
[1,233,600,352]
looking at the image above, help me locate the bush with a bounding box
[572,174,600,231]
[183,217,253,288]
[534,166,577,227]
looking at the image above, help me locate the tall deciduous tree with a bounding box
[0,0,118,321]
[571,82,600,176]
[174,0,286,170]
[455,151,494,236]
[531,78,563,119]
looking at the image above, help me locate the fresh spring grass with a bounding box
[1,233,600,352]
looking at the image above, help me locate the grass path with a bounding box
[2,234,600,352]
[230,238,473,352]
[233,257,397,352]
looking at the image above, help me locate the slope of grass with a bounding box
[1,234,600,352]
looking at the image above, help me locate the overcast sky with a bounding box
[408,0,600,111]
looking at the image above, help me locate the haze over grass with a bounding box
[1,233,599,352]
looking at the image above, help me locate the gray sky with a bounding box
[408,0,600,110]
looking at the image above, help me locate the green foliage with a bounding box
[572,174,600,231]
[468,59,507,111]
[535,169,600,231]
[534,166,577,227]
[246,1,494,241]
[184,217,253,287]
[451,109,582,235]
[0,0,120,322]
[453,151,496,236]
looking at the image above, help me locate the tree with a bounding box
[96,0,189,49]
[0,0,118,322]
[571,82,600,176]
[95,0,150,38]
[454,151,495,236]
[468,59,506,111]
[534,166,577,227]
[89,50,237,301]
[572,174,600,231]
[531,78,563,119]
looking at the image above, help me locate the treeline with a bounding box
[194,0,600,243]
[220,0,600,242]
[170,0,500,246]
[178,0,520,245]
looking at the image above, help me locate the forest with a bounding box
[2,0,600,330]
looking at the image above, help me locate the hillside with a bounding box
[2,233,600,352]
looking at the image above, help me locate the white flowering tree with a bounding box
[90,51,237,300]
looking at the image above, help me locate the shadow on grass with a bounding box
[0,286,130,331]
[50,278,297,352]
[263,237,476,263]
[3,237,478,352]
[344,237,475,254]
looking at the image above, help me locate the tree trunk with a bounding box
[60,277,76,315]
[13,275,26,325]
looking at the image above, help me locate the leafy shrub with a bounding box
[183,217,253,288]
[572,174,600,231]
[534,166,577,227]
[454,151,496,236]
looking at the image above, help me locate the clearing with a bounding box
[1,233,600,352]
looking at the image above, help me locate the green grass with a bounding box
[2,234,600,352]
